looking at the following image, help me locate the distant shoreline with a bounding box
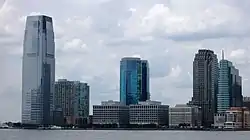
[2,127,250,131]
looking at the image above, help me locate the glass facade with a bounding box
[120,57,150,105]
[22,15,55,125]
[217,59,242,113]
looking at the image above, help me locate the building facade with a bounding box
[213,113,226,128]
[129,101,169,126]
[54,79,74,124]
[169,104,201,128]
[224,107,250,129]
[217,55,242,113]
[72,81,89,125]
[54,79,89,125]
[192,49,218,127]
[120,57,150,105]
[22,15,55,125]
[243,97,250,110]
[92,101,129,126]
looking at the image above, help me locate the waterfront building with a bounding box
[54,79,89,125]
[92,100,129,126]
[217,51,242,113]
[224,107,250,129]
[72,81,90,125]
[169,104,201,128]
[22,15,55,125]
[120,57,150,105]
[129,100,169,126]
[192,49,219,127]
[213,113,226,128]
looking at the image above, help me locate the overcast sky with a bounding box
[1,0,250,122]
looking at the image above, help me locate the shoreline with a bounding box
[2,127,250,131]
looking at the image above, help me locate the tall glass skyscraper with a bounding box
[217,51,242,113]
[120,57,150,105]
[192,49,218,127]
[22,15,55,125]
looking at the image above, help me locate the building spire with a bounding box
[222,50,225,60]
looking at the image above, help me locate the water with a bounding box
[0,129,250,140]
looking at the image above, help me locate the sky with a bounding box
[1,0,250,122]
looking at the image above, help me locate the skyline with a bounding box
[1,0,250,122]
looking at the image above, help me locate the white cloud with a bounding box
[230,49,245,58]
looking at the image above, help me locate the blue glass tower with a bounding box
[120,57,150,105]
[217,51,242,113]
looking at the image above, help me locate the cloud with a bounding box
[1,0,250,121]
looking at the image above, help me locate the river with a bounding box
[0,129,249,140]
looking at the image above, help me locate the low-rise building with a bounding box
[169,104,201,128]
[224,107,250,129]
[129,100,169,126]
[214,113,226,128]
[93,100,129,126]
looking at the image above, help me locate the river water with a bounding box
[0,129,249,140]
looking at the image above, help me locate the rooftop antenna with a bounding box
[222,49,225,60]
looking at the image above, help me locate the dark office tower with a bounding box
[22,15,55,125]
[192,49,218,127]
[217,51,243,113]
[120,57,150,105]
[140,60,150,101]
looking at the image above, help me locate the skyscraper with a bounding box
[120,57,150,105]
[54,79,89,125]
[192,49,218,127]
[217,51,242,113]
[22,15,55,125]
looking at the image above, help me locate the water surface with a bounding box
[0,129,249,140]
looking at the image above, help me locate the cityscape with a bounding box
[1,14,250,130]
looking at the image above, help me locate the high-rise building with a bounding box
[54,79,74,124]
[192,49,218,127]
[22,15,55,125]
[217,51,242,113]
[72,81,90,125]
[120,57,150,105]
[54,79,89,125]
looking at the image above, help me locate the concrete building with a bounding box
[217,51,242,113]
[224,107,250,129]
[120,57,150,105]
[169,104,201,128]
[54,79,89,125]
[214,113,226,128]
[192,49,219,127]
[93,101,129,126]
[129,100,169,126]
[22,15,55,125]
